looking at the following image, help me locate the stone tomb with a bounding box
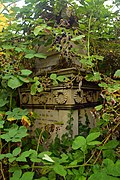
[20,68,100,138]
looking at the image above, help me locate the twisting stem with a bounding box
[0,162,6,180]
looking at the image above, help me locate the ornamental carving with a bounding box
[86,91,94,102]
[54,91,68,104]
[74,90,83,103]
[34,94,48,104]
[22,93,29,104]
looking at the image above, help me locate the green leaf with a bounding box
[9,157,16,163]
[99,140,119,150]
[78,176,86,180]
[18,76,30,83]
[20,172,34,180]
[95,105,103,111]
[93,72,102,81]
[25,54,35,59]
[85,72,102,82]
[42,154,54,163]
[10,169,22,180]
[38,177,48,180]
[98,82,108,88]
[86,132,100,143]
[34,53,47,59]
[114,69,120,78]
[34,26,42,36]
[0,98,9,107]
[69,160,77,166]
[38,151,52,158]
[2,45,15,49]
[1,133,11,142]
[72,136,86,151]
[8,77,23,89]
[21,165,30,169]
[92,55,104,61]
[89,172,116,180]
[34,24,47,36]
[71,35,85,41]
[12,147,21,156]
[104,159,120,177]
[0,120,5,128]
[103,149,116,161]
[20,69,32,76]
[0,154,5,160]
[53,80,58,86]
[30,157,41,163]
[87,141,101,145]
[53,164,67,177]
[37,86,43,93]
[16,156,27,162]
[102,113,110,122]
[31,84,37,95]
[15,47,23,52]
[50,74,57,80]
[57,76,66,82]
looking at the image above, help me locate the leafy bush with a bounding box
[0,0,120,179]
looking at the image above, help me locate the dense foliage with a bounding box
[0,0,120,179]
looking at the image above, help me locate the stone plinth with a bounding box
[20,68,100,138]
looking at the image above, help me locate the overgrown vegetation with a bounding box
[0,0,120,179]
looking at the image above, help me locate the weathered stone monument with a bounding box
[20,44,100,138]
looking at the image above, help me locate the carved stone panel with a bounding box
[31,109,78,139]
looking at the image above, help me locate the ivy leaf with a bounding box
[53,164,67,177]
[114,69,120,78]
[57,76,66,82]
[18,76,30,83]
[34,24,47,36]
[71,35,85,41]
[20,172,34,180]
[10,169,22,180]
[0,98,9,107]
[89,172,111,180]
[8,77,23,89]
[92,55,104,61]
[87,141,101,145]
[25,53,35,59]
[12,147,21,157]
[102,113,110,122]
[34,26,42,36]
[85,72,102,82]
[0,121,4,128]
[72,136,86,151]
[50,74,57,80]
[38,177,48,180]
[20,69,32,76]
[98,82,108,88]
[31,84,37,95]
[2,45,15,49]
[37,86,43,93]
[34,53,47,59]
[95,105,103,111]
[86,132,100,143]
[99,140,119,150]
[42,154,54,163]
[0,154,5,160]
[15,47,23,52]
